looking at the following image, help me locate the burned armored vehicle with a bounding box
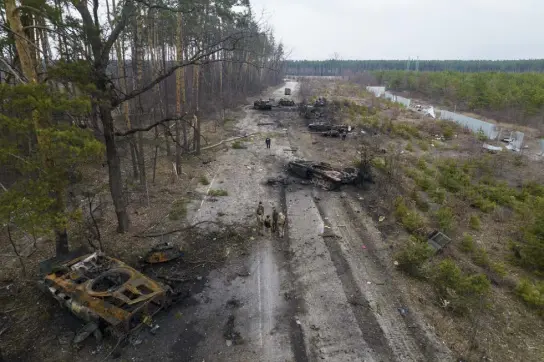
[253,99,272,110]
[287,159,360,190]
[308,123,353,133]
[40,250,172,339]
[278,98,295,106]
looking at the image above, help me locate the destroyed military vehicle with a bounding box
[299,104,324,119]
[287,159,360,190]
[278,98,295,106]
[284,88,291,95]
[39,250,172,339]
[308,122,352,133]
[253,99,272,110]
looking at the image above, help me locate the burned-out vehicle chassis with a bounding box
[40,251,171,339]
[287,159,360,190]
[278,98,295,106]
[253,99,272,110]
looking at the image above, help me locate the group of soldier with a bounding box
[256,201,286,237]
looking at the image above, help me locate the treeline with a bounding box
[0,0,285,257]
[375,71,544,126]
[286,60,544,75]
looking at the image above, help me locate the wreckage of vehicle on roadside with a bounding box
[308,122,353,134]
[253,99,272,110]
[39,250,172,341]
[287,159,361,190]
[278,98,295,106]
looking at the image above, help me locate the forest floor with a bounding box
[1,77,543,362]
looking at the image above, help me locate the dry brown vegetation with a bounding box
[294,77,544,362]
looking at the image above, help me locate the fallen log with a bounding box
[189,133,258,154]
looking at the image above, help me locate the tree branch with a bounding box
[134,220,220,238]
[114,115,187,136]
[100,0,134,65]
[0,57,25,83]
[132,0,199,13]
[72,0,102,61]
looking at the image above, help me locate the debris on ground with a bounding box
[223,315,243,345]
[144,242,184,264]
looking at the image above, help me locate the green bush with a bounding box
[473,247,490,267]
[432,259,491,311]
[232,140,245,149]
[437,159,471,193]
[199,175,210,185]
[442,125,454,140]
[436,206,454,232]
[395,237,434,276]
[490,262,507,277]
[208,189,229,196]
[415,174,434,191]
[417,158,427,171]
[405,142,413,152]
[395,197,426,233]
[469,215,481,230]
[476,129,487,141]
[417,139,429,151]
[460,233,475,253]
[411,190,429,212]
[429,187,446,204]
[516,279,544,313]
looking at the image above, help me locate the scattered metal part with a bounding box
[427,231,452,252]
[144,242,184,264]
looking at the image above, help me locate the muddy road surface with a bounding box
[85,81,452,362]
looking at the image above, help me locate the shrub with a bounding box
[417,139,429,151]
[460,233,475,253]
[199,175,210,185]
[436,206,454,232]
[232,140,245,149]
[411,190,429,212]
[473,247,490,267]
[432,259,491,312]
[395,236,434,276]
[429,187,446,204]
[417,158,427,171]
[437,159,471,193]
[490,262,507,277]
[169,199,187,221]
[469,215,481,230]
[442,125,454,140]
[395,197,426,233]
[208,189,228,196]
[476,129,487,141]
[405,142,413,152]
[516,279,544,313]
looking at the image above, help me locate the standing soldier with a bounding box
[256,201,264,235]
[265,137,271,149]
[272,207,279,233]
[264,215,272,234]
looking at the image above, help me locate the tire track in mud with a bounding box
[339,190,452,362]
[312,196,396,361]
[278,184,310,362]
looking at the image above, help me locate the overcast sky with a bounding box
[249,0,543,60]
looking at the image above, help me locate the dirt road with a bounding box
[90,82,452,361]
